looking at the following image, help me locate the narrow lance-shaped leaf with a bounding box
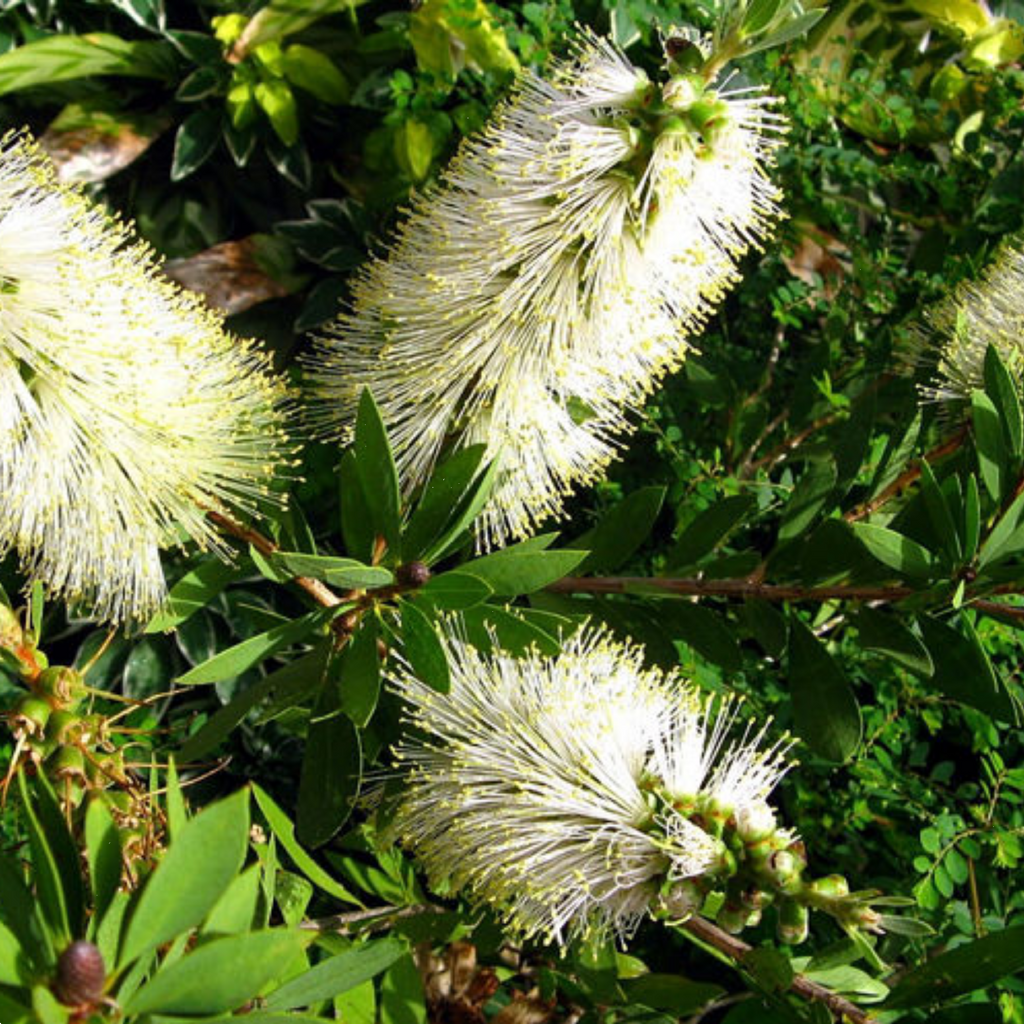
[252,785,362,905]
[787,618,862,762]
[177,608,331,686]
[297,654,364,847]
[578,486,665,572]
[119,789,250,968]
[124,929,312,1016]
[354,389,402,558]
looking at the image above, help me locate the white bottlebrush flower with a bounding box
[916,240,1024,402]
[307,31,784,549]
[388,627,793,944]
[0,131,290,623]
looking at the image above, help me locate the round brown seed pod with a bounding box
[54,940,106,1007]
[396,561,431,588]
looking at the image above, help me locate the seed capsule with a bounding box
[54,940,105,1007]
[396,561,432,588]
[777,899,809,945]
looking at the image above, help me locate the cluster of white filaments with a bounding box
[0,132,291,623]
[389,627,793,943]
[308,32,784,549]
[917,241,1024,402]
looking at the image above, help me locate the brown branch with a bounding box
[845,427,968,524]
[681,917,871,1023]
[207,509,347,610]
[546,576,916,603]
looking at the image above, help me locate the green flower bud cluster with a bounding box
[650,789,886,945]
[2,600,133,812]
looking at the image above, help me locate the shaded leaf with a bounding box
[885,926,1024,1008]
[400,600,450,692]
[666,495,755,571]
[852,607,932,676]
[788,619,862,762]
[579,487,665,572]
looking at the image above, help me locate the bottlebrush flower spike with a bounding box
[307,31,784,549]
[0,132,290,624]
[388,627,793,943]
[916,239,1024,403]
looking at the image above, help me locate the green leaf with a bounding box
[236,0,366,52]
[265,938,407,1010]
[354,389,402,557]
[253,785,361,905]
[338,619,382,727]
[255,79,299,147]
[123,636,174,699]
[869,411,922,500]
[978,487,1024,568]
[787,619,862,762]
[17,772,77,942]
[851,522,938,578]
[177,609,328,685]
[146,558,243,633]
[298,674,364,847]
[963,475,981,559]
[418,571,493,610]
[380,953,426,1024]
[0,919,23,985]
[204,864,262,935]
[400,600,450,692]
[270,552,393,589]
[741,0,786,37]
[31,986,66,1024]
[0,33,176,95]
[119,790,250,967]
[622,975,725,1013]
[460,603,561,656]
[165,759,187,840]
[666,495,756,571]
[171,108,221,181]
[339,451,375,564]
[0,989,30,1022]
[852,607,933,676]
[85,798,122,926]
[917,614,1020,723]
[778,458,837,542]
[973,390,1007,501]
[984,344,1023,459]
[463,546,588,597]
[403,445,487,560]
[422,457,502,564]
[919,462,962,562]
[0,853,49,969]
[885,926,1024,1008]
[743,599,788,658]
[579,487,665,572]
[281,44,348,103]
[664,603,742,671]
[179,648,328,762]
[743,945,794,991]
[125,929,310,1016]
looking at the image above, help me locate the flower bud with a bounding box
[716,902,748,935]
[655,879,703,920]
[54,940,105,1007]
[11,694,52,738]
[808,874,849,900]
[36,666,86,710]
[777,899,809,945]
[662,75,703,112]
[764,848,804,895]
[44,709,80,746]
[46,745,87,785]
[734,799,777,844]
